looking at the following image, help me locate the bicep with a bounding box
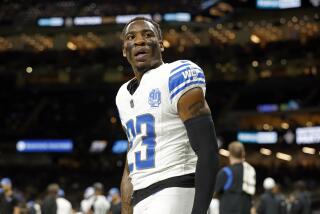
[177,87,211,122]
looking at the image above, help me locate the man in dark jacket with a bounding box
[257,177,286,214]
[214,142,256,214]
[41,183,59,214]
[289,181,311,214]
[0,178,21,214]
[108,187,121,214]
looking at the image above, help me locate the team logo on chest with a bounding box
[148,88,161,108]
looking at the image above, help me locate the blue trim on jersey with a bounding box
[223,167,233,191]
[170,63,191,74]
[169,68,205,92]
[170,80,205,100]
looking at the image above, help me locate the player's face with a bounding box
[122,20,164,73]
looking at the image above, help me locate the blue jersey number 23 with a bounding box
[125,114,156,172]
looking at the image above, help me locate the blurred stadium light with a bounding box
[257,0,301,9]
[237,132,278,144]
[260,148,272,155]
[16,139,73,153]
[276,152,292,161]
[112,140,128,154]
[89,140,108,153]
[296,126,320,144]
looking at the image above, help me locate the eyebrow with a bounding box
[125,29,156,36]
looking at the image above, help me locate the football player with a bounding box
[116,17,219,214]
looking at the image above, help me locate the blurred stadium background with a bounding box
[0,0,320,212]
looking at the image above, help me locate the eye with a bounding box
[145,31,154,38]
[126,34,134,41]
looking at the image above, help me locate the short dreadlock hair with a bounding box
[121,17,163,40]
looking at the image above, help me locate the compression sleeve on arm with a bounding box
[184,114,219,214]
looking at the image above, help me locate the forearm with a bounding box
[177,87,219,213]
[194,154,218,213]
[185,115,219,214]
[121,162,133,214]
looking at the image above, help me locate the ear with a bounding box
[159,41,164,52]
[122,46,126,57]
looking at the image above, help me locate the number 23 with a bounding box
[125,114,156,172]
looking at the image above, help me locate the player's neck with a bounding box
[134,71,144,82]
[134,60,164,82]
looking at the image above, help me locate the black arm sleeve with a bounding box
[184,115,219,214]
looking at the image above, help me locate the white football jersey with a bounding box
[116,60,206,190]
[56,197,72,214]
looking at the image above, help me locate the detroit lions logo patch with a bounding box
[148,88,161,108]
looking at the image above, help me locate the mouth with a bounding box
[133,49,149,61]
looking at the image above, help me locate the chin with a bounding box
[135,62,151,73]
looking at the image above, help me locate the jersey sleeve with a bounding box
[168,60,206,112]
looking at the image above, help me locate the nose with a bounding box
[134,33,146,45]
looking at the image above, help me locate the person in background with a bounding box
[0,177,21,214]
[26,200,41,214]
[257,177,284,214]
[81,186,95,213]
[41,183,59,214]
[289,181,311,214]
[87,182,110,214]
[107,187,121,214]
[214,142,256,214]
[56,188,72,214]
[274,184,288,214]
